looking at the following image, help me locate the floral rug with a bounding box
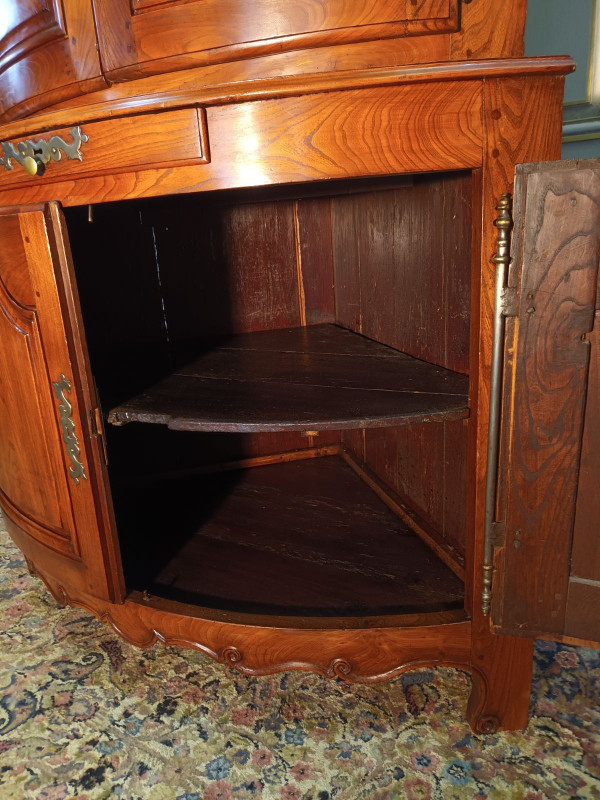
[1,520,599,800]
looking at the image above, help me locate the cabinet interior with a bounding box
[64,170,473,621]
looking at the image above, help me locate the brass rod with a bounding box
[481,193,513,616]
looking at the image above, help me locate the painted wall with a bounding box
[525,0,599,158]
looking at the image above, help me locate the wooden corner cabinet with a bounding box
[0,0,597,733]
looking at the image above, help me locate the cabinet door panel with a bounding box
[0,205,123,602]
[491,160,600,639]
[93,0,459,78]
[0,1,104,122]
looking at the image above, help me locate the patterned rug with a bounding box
[1,520,600,800]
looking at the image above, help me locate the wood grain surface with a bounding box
[333,172,471,557]
[93,0,459,78]
[26,560,472,683]
[106,324,469,432]
[492,165,600,637]
[113,454,464,616]
[0,0,105,122]
[450,0,527,60]
[0,109,207,190]
[0,205,123,601]
[0,57,574,145]
[570,316,600,583]
[464,78,565,730]
[465,77,564,616]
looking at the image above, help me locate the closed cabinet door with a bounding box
[486,159,600,643]
[92,0,460,79]
[0,1,103,121]
[0,203,123,602]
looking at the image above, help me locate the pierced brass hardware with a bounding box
[0,126,88,176]
[481,193,514,617]
[53,374,87,486]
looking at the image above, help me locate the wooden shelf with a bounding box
[116,454,465,618]
[107,324,469,432]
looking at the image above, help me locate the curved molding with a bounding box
[0,1,67,75]
[0,489,77,557]
[0,56,576,145]
[0,273,36,332]
[31,565,474,684]
[25,562,525,731]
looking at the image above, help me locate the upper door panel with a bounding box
[0,0,104,122]
[491,159,600,640]
[93,0,462,79]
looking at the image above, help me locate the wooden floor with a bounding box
[116,454,465,617]
[107,324,469,432]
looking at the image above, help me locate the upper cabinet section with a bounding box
[92,0,527,81]
[0,0,105,121]
[94,0,459,78]
[0,0,529,122]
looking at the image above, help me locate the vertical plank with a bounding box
[332,194,361,331]
[152,199,301,341]
[466,77,565,733]
[332,175,471,557]
[295,197,336,325]
[442,174,473,373]
[443,419,468,551]
[358,182,446,367]
[570,317,600,581]
[341,429,365,462]
[333,176,471,371]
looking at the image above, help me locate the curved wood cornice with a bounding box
[0,56,575,143]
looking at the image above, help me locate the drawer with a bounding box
[0,108,209,189]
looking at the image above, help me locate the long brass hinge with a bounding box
[500,287,519,317]
[90,403,108,466]
[481,193,514,617]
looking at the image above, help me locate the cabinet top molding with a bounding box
[0,56,575,145]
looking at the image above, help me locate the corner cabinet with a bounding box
[0,9,595,732]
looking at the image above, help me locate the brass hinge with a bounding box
[500,287,519,317]
[490,521,506,547]
[90,406,108,466]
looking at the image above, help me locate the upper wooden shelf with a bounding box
[107,324,469,433]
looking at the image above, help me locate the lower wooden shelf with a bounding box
[114,451,465,620]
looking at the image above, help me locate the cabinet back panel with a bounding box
[334,172,471,555]
[332,172,471,372]
[66,190,339,465]
[67,173,469,495]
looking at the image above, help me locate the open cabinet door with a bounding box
[488,159,600,640]
[0,203,124,602]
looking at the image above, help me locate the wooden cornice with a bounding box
[0,56,575,142]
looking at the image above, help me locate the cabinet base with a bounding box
[18,545,535,733]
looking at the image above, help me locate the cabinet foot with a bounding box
[467,629,534,733]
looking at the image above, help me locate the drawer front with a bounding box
[94,0,459,78]
[0,108,208,189]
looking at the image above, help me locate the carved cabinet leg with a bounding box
[467,626,534,733]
